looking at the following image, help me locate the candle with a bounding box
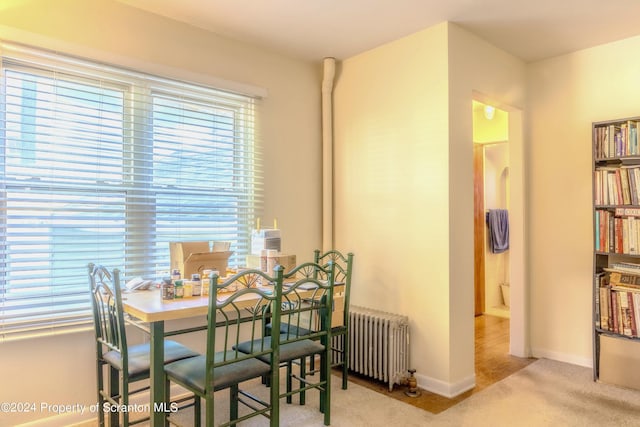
[273,218,277,229]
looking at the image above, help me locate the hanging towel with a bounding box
[486,209,509,254]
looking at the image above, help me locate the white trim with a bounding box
[0,25,268,98]
[415,372,476,398]
[531,350,592,368]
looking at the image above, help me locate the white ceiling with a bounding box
[116,0,640,63]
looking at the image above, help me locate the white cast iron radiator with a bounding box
[341,305,410,391]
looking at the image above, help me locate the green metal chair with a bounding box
[163,267,283,427]
[314,249,354,390]
[88,263,199,427]
[264,251,353,391]
[237,261,336,426]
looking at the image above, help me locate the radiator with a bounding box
[340,305,410,391]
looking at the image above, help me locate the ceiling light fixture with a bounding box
[484,105,496,120]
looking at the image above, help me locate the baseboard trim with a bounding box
[531,349,592,368]
[414,371,476,398]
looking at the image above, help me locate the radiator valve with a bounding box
[404,368,421,397]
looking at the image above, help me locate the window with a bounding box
[0,43,262,341]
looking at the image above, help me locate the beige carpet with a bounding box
[160,358,640,426]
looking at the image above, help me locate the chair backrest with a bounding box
[314,250,353,328]
[88,263,128,367]
[206,267,284,392]
[281,261,336,342]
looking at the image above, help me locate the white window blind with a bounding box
[0,43,262,341]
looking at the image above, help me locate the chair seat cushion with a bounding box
[235,335,325,363]
[164,352,271,394]
[103,340,199,377]
[266,322,313,337]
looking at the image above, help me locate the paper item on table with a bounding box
[284,281,318,290]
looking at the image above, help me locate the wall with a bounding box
[0,0,320,424]
[333,23,453,391]
[447,23,527,365]
[333,22,527,396]
[528,34,640,366]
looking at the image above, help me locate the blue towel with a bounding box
[486,209,509,254]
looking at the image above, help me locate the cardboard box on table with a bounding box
[170,241,233,279]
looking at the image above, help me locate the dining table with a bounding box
[122,287,210,426]
[121,278,344,426]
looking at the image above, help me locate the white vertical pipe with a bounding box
[322,57,336,251]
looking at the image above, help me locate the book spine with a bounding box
[595,210,601,251]
[619,290,633,336]
[621,168,631,204]
[629,292,637,337]
[600,286,611,331]
[612,290,620,334]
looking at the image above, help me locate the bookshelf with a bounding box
[593,117,640,390]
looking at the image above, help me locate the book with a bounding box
[630,217,638,254]
[615,217,622,253]
[620,168,631,204]
[619,290,633,336]
[622,218,630,254]
[627,166,638,205]
[634,293,640,337]
[628,291,637,337]
[634,167,640,204]
[609,262,640,272]
[608,273,640,288]
[595,272,604,328]
[599,284,611,330]
[615,170,624,204]
[611,290,619,334]
[595,210,601,251]
[615,207,640,216]
[610,213,616,253]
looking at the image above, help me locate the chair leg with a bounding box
[322,351,331,425]
[319,352,326,413]
[121,374,129,427]
[342,333,349,390]
[299,358,306,406]
[230,385,239,427]
[164,376,175,427]
[194,395,201,427]
[108,367,119,427]
[206,394,214,427]
[270,358,280,427]
[96,362,105,427]
[286,361,293,404]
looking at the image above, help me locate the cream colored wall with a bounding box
[333,23,452,388]
[528,34,640,366]
[333,22,527,397]
[0,0,320,424]
[446,23,527,386]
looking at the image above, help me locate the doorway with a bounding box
[472,97,528,358]
[473,101,510,318]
